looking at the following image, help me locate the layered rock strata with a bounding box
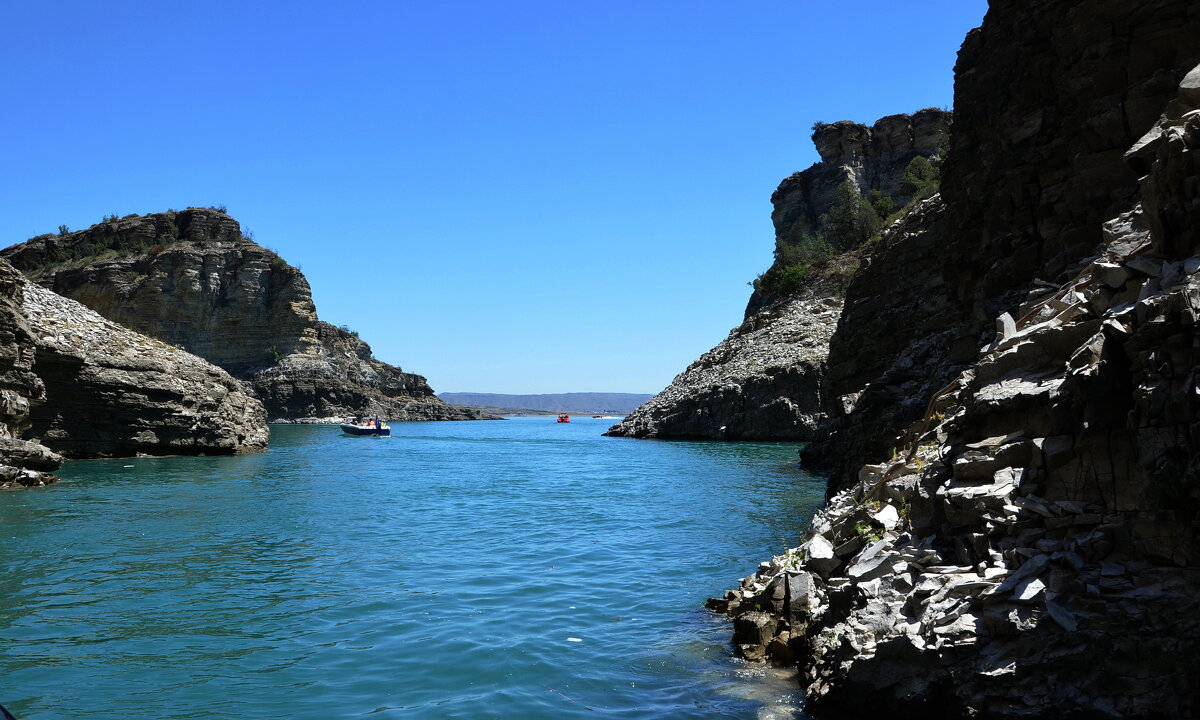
[22,279,268,458]
[606,276,843,440]
[0,260,61,487]
[805,0,1200,492]
[1,209,486,422]
[711,56,1200,720]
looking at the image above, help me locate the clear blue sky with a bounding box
[2,1,987,394]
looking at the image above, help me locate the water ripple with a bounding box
[0,419,825,719]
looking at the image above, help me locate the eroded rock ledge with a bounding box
[710,69,1200,720]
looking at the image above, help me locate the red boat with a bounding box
[557,413,571,423]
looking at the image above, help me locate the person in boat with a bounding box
[374,415,381,429]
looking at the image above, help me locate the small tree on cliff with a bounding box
[820,181,881,251]
[901,156,939,199]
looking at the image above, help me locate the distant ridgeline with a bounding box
[606,110,949,442]
[439,392,652,415]
[1,208,489,422]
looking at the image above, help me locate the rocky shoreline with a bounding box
[697,2,1200,715]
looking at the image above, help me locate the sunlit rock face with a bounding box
[0,258,61,486]
[750,109,950,316]
[605,276,843,441]
[20,277,269,458]
[610,106,948,443]
[2,208,487,422]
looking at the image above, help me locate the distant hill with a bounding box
[439,392,653,415]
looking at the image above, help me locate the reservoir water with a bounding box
[0,418,826,719]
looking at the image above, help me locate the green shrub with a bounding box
[57,224,70,236]
[819,181,881,251]
[868,190,898,220]
[901,156,939,199]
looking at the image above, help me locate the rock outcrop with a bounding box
[713,133,1200,714]
[22,278,268,458]
[610,109,948,442]
[711,6,1200,718]
[605,276,843,440]
[0,260,61,487]
[805,0,1200,492]
[747,109,949,316]
[1,209,488,422]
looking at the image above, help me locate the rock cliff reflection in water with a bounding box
[0,418,825,719]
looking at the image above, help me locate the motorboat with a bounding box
[341,418,391,436]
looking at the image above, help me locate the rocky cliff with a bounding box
[609,110,947,442]
[1,209,486,422]
[22,277,268,458]
[0,260,61,487]
[747,109,949,316]
[710,1,1200,717]
[806,0,1200,492]
[0,254,266,465]
[605,276,843,440]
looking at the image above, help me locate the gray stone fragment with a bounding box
[1126,256,1163,277]
[872,504,900,531]
[804,535,841,577]
[1095,262,1131,288]
[1180,63,1200,107]
[1013,577,1046,602]
[996,312,1017,342]
[732,611,778,649]
[786,570,815,619]
[1044,599,1078,632]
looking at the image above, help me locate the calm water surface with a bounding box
[0,418,825,719]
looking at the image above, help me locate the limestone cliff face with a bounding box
[606,276,843,440]
[714,79,1200,715]
[806,0,1200,491]
[0,260,61,487]
[1,209,486,422]
[22,279,269,458]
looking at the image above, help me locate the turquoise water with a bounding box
[0,418,825,719]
